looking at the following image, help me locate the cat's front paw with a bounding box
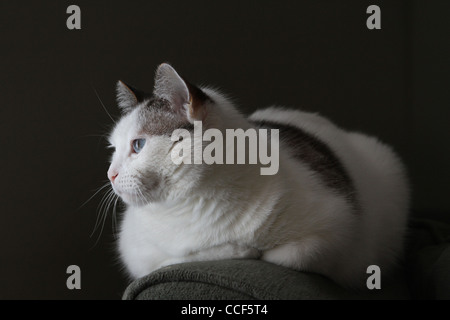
[230,244,261,260]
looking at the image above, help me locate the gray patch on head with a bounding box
[136,97,194,136]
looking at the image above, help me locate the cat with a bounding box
[107,63,409,288]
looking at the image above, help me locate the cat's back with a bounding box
[249,107,409,285]
[248,106,409,219]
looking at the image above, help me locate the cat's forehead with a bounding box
[136,100,190,136]
[109,111,137,144]
[110,100,192,143]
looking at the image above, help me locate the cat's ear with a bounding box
[116,80,148,114]
[153,63,210,122]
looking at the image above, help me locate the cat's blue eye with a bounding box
[132,138,146,153]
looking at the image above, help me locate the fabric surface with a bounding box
[405,219,450,299]
[122,218,450,300]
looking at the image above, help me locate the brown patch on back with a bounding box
[251,119,358,209]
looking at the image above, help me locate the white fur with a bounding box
[108,66,409,288]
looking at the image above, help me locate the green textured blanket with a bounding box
[123,219,450,300]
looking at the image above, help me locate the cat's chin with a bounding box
[125,200,152,208]
[123,199,151,208]
[113,189,153,207]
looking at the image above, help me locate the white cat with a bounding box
[107,63,409,288]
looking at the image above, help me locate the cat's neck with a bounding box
[136,161,288,229]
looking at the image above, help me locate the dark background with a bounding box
[0,1,448,299]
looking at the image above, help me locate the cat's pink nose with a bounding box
[108,169,119,183]
[111,173,118,183]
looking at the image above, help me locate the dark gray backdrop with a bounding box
[0,1,448,299]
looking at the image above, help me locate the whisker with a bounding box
[98,191,115,238]
[91,188,114,238]
[103,192,115,227]
[112,195,120,239]
[136,188,145,205]
[132,189,143,208]
[90,187,111,237]
[137,187,150,207]
[79,182,111,210]
[92,85,116,124]
[91,189,116,248]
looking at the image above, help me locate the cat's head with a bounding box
[107,63,226,206]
